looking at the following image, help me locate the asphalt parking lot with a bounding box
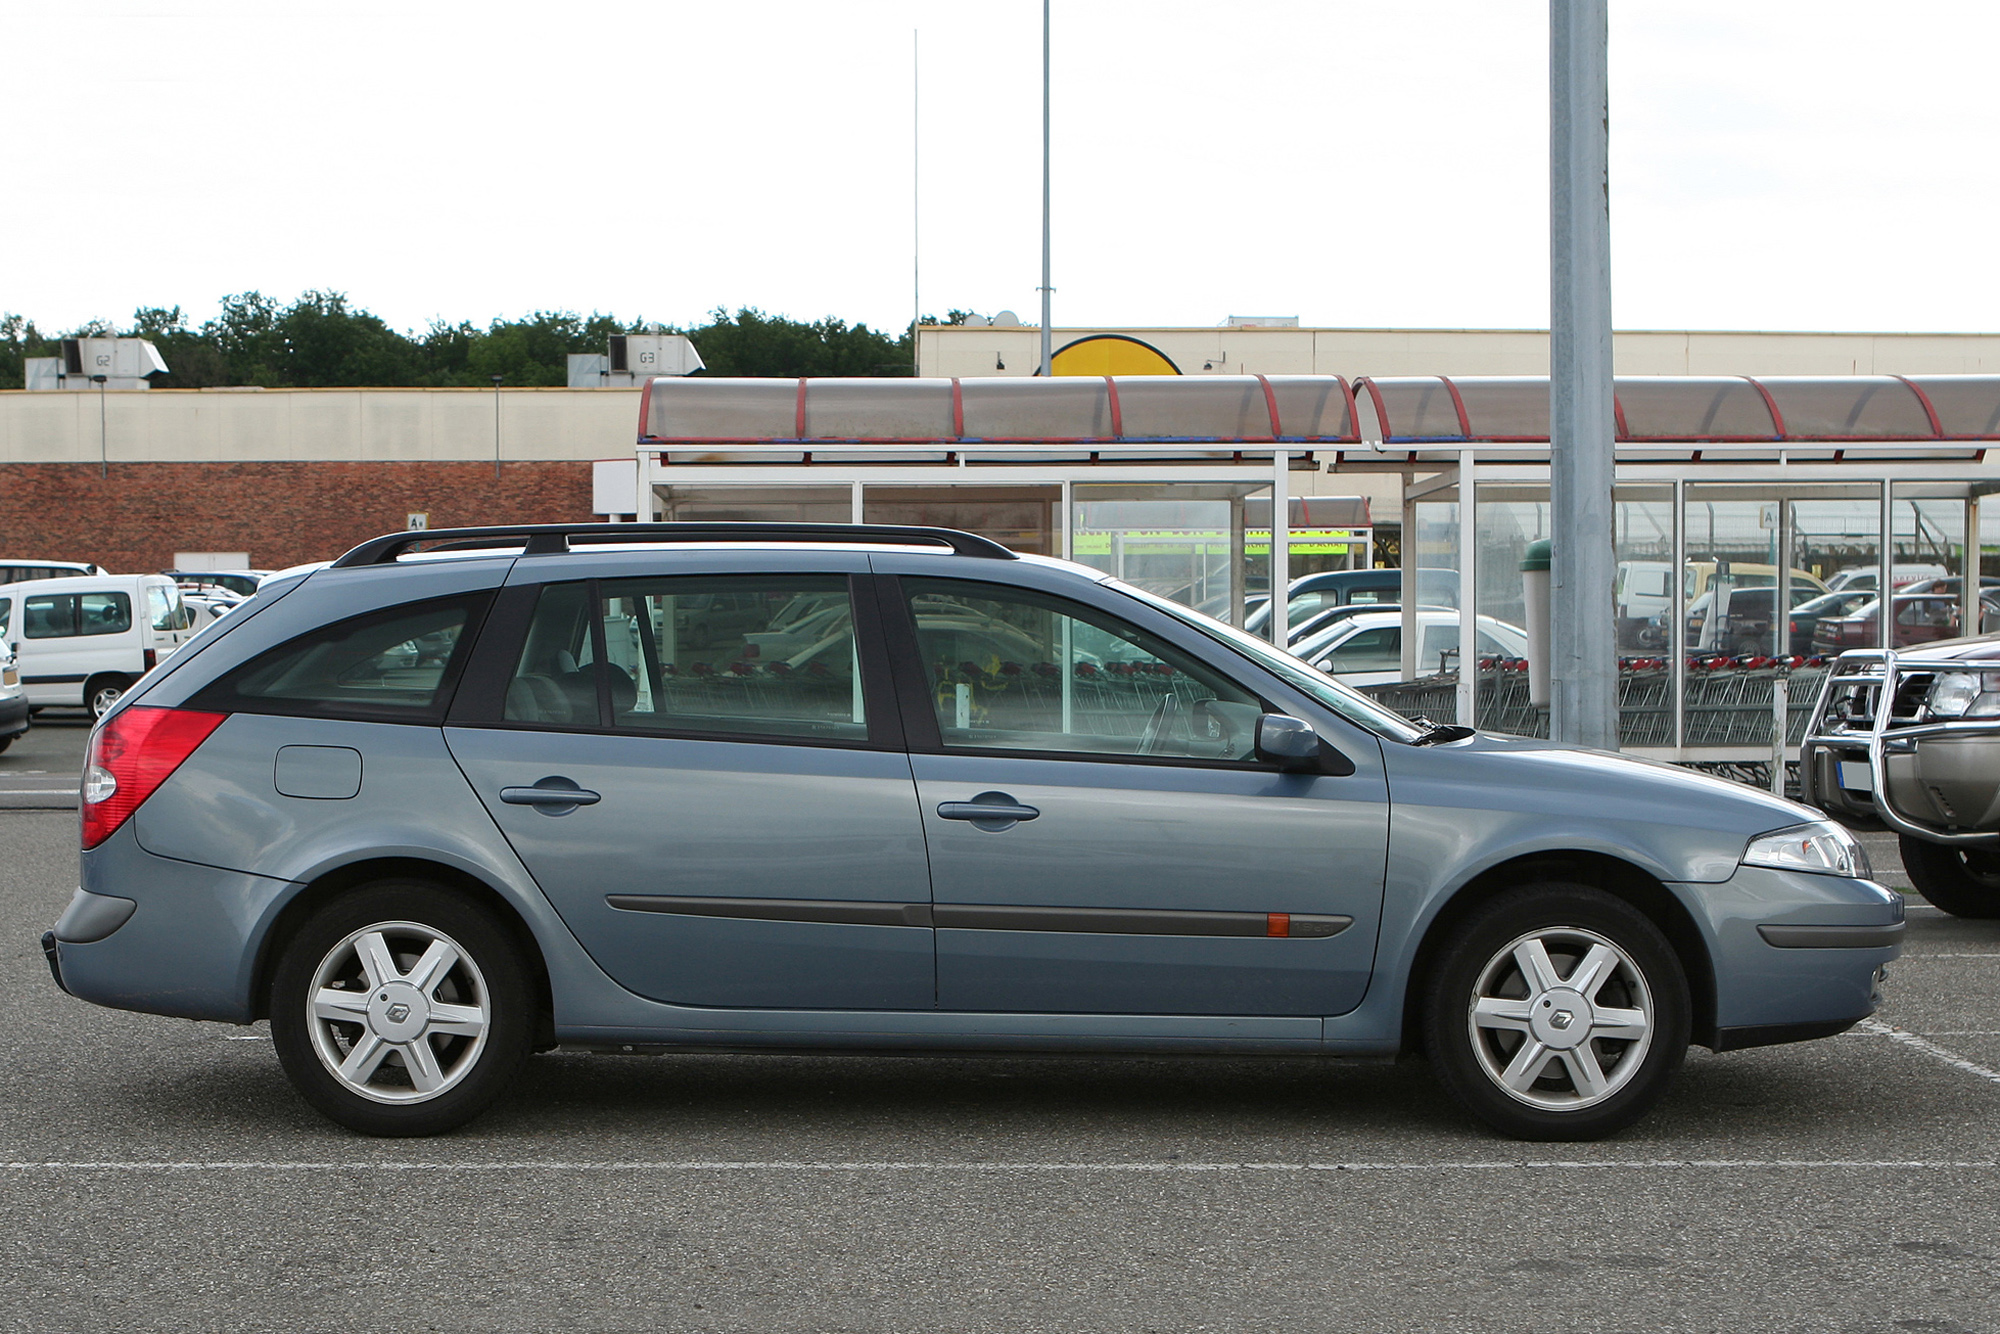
[5,718,2000,1332]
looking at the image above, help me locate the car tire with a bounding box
[1898,836,2000,918]
[1423,883,1690,1141]
[85,675,129,721]
[269,881,536,1136]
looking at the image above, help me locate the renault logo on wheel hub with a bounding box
[386,1003,411,1024]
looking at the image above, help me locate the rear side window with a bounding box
[24,592,131,639]
[189,593,490,721]
[502,576,867,742]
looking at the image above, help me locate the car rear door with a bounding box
[445,551,936,1011]
[876,567,1389,1018]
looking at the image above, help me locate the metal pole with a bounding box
[1880,480,1894,650]
[1038,0,1053,378]
[1456,448,1478,728]
[1269,453,1290,646]
[491,375,503,480]
[912,29,921,377]
[93,375,108,478]
[1966,492,1984,635]
[1549,0,1618,748]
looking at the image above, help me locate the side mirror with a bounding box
[1255,714,1324,772]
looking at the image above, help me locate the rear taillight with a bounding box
[81,707,228,850]
[143,648,158,671]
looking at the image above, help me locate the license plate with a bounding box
[1838,760,1874,791]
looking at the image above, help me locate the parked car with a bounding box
[0,639,27,753]
[1801,633,2000,916]
[1810,591,2000,657]
[1681,584,1827,656]
[1285,600,1405,647]
[1617,562,1828,649]
[0,559,102,586]
[44,522,1899,1142]
[1785,589,1880,653]
[1897,575,2000,597]
[1292,607,1529,686]
[1825,564,1949,594]
[1244,568,1459,638]
[0,573,197,718]
[164,570,272,599]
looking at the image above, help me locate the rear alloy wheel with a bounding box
[270,882,534,1135]
[1899,835,2000,919]
[86,676,129,721]
[1425,884,1690,1141]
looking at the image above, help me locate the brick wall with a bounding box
[0,461,593,573]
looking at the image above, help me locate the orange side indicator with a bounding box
[1267,913,1290,937]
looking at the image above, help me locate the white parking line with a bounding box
[1889,954,2000,960]
[1859,1018,2000,1084]
[0,788,78,795]
[4,1159,1999,1173]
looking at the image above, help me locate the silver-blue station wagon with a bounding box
[42,524,1903,1139]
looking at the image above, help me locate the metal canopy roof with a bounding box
[639,375,1361,445]
[1357,374,2000,444]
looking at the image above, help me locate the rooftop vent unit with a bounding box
[25,338,169,390]
[569,334,705,387]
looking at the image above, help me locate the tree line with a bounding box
[0,295,976,389]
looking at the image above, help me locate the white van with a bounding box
[0,558,102,586]
[0,574,195,718]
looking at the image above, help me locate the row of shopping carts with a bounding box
[1365,658,1832,749]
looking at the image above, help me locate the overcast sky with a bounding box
[5,1,1996,338]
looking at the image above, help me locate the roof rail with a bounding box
[329,522,1019,568]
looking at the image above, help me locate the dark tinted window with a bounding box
[192,593,488,721]
[503,576,866,742]
[24,592,130,638]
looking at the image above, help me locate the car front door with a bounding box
[446,558,935,1011]
[880,571,1389,1017]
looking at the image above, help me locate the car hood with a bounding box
[1383,728,1830,884]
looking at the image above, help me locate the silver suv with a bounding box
[44,524,1902,1140]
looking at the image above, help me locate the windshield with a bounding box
[1107,580,1429,744]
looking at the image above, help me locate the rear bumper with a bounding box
[0,693,28,739]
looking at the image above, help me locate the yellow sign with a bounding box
[1050,335,1180,377]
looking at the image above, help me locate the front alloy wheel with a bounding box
[1425,884,1689,1141]
[1465,925,1655,1112]
[271,882,533,1135]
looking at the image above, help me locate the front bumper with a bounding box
[0,692,27,740]
[1691,863,1903,1048]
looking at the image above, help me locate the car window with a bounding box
[23,594,78,638]
[505,576,867,743]
[0,600,9,637]
[901,577,1261,761]
[1318,626,1400,673]
[145,584,186,632]
[192,594,483,720]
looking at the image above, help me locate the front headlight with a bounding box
[1927,670,2000,718]
[1743,821,1872,879]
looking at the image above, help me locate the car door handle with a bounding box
[500,777,601,814]
[937,792,1040,828]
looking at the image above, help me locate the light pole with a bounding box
[1038,0,1053,377]
[91,374,109,478]
[491,374,503,480]
[1549,0,1617,748]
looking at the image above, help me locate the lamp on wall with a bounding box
[995,353,1006,371]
